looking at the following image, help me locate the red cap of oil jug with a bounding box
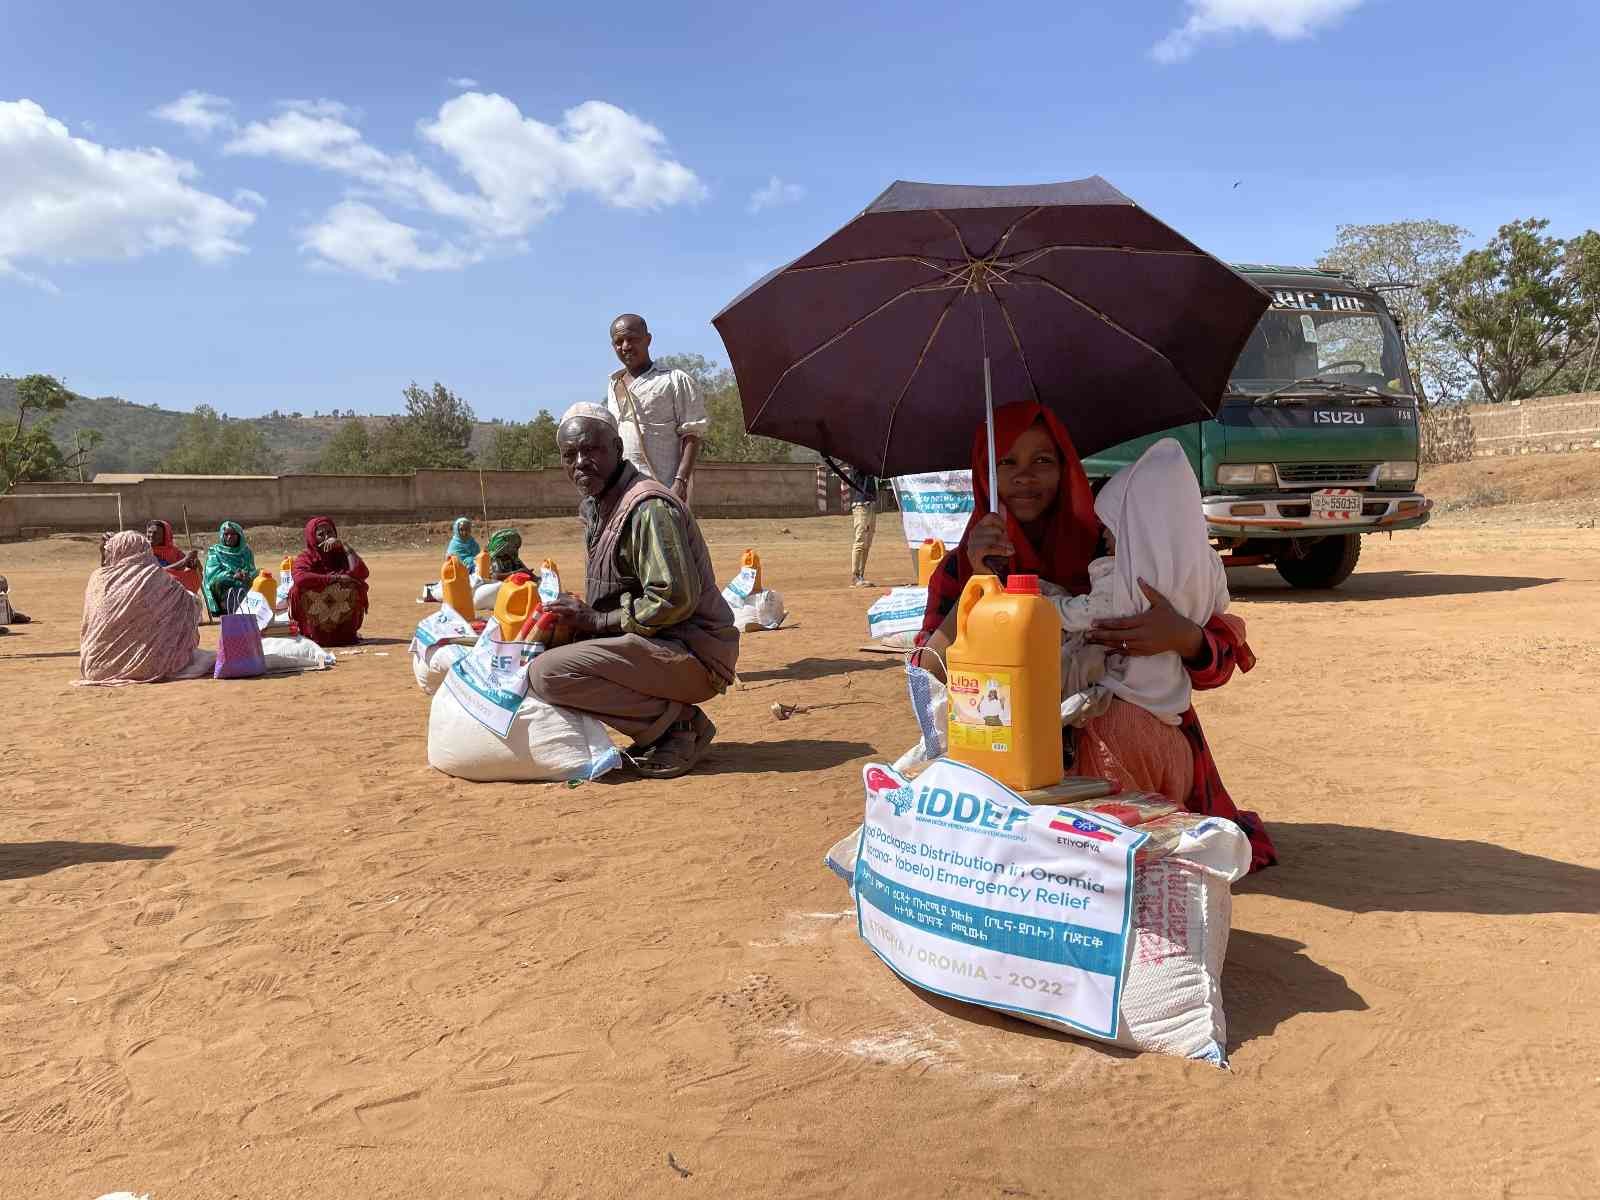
[1006,574,1040,594]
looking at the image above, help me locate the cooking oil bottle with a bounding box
[944,573,1062,791]
[474,548,492,582]
[916,539,947,586]
[493,572,538,642]
[439,555,474,619]
[249,568,277,607]
[741,548,763,592]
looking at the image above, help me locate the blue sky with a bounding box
[2,0,1595,421]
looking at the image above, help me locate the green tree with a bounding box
[371,381,476,471]
[1319,219,1472,406]
[487,411,559,469]
[654,353,791,463]
[1427,219,1600,404]
[316,417,374,473]
[1,374,102,492]
[158,404,277,474]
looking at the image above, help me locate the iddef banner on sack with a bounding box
[892,471,973,547]
[854,760,1144,1039]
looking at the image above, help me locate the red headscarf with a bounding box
[295,515,353,575]
[920,401,1100,638]
[289,515,370,646]
[148,519,180,563]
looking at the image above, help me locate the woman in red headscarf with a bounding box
[144,519,201,594]
[914,401,1275,872]
[289,515,370,646]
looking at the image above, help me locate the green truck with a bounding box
[1083,264,1432,589]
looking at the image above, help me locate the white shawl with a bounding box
[1092,438,1229,724]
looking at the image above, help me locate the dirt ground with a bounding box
[2,501,1598,1199]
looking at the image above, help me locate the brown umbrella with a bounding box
[712,178,1268,506]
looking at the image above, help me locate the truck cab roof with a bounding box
[1230,263,1370,294]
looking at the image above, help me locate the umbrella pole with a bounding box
[983,356,998,515]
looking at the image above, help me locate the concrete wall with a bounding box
[1468,392,1600,457]
[0,463,829,539]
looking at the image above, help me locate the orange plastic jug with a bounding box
[279,555,293,573]
[249,568,277,605]
[945,573,1062,791]
[740,548,762,593]
[439,555,474,619]
[493,573,539,642]
[916,539,947,586]
[475,549,492,581]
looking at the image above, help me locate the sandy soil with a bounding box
[2,510,1598,1199]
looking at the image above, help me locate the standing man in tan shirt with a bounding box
[606,313,710,505]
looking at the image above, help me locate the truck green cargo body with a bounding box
[1083,265,1431,589]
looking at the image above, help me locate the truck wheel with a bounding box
[1274,534,1362,589]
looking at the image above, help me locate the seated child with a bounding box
[1048,438,1229,725]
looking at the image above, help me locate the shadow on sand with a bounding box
[1237,822,1600,915]
[1229,568,1560,603]
[0,841,174,882]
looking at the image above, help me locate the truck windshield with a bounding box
[1229,293,1413,399]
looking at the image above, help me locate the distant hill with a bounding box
[0,378,510,475]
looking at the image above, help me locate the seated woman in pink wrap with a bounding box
[80,530,200,684]
[289,515,370,645]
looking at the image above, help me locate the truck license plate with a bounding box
[1310,489,1362,520]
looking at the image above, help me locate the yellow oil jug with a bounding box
[279,555,293,573]
[916,539,946,586]
[945,573,1062,791]
[740,548,763,593]
[439,555,474,619]
[493,572,539,642]
[249,568,277,605]
[475,548,492,581]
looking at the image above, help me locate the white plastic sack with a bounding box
[892,662,947,774]
[823,771,1250,1064]
[733,588,786,633]
[261,636,336,673]
[721,564,758,610]
[427,685,622,783]
[473,580,502,613]
[409,607,474,692]
[867,586,927,649]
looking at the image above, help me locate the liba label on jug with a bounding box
[949,669,1013,753]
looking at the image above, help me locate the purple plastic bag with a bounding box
[214,612,266,679]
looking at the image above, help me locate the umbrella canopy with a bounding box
[711,178,1269,477]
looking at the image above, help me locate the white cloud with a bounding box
[151,90,234,137]
[0,99,255,288]
[1152,0,1365,63]
[233,187,267,208]
[748,175,804,214]
[224,106,496,231]
[226,91,704,277]
[300,201,481,281]
[420,94,707,222]
[449,77,480,89]
[277,98,360,121]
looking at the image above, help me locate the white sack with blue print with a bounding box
[826,760,1250,1064]
[427,623,620,783]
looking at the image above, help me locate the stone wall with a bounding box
[1467,392,1600,457]
[0,463,827,539]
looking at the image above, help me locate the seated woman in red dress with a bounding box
[913,401,1276,873]
[145,519,201,594]
[289,515,370,646]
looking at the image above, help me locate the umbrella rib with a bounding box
[1006,270,1205,400]
[932,210,977,262]
[784,254,962,274]
[878,292,963,472]
[991,206,1044,258]
[991,290,1042,408]
[745,284,942,433]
